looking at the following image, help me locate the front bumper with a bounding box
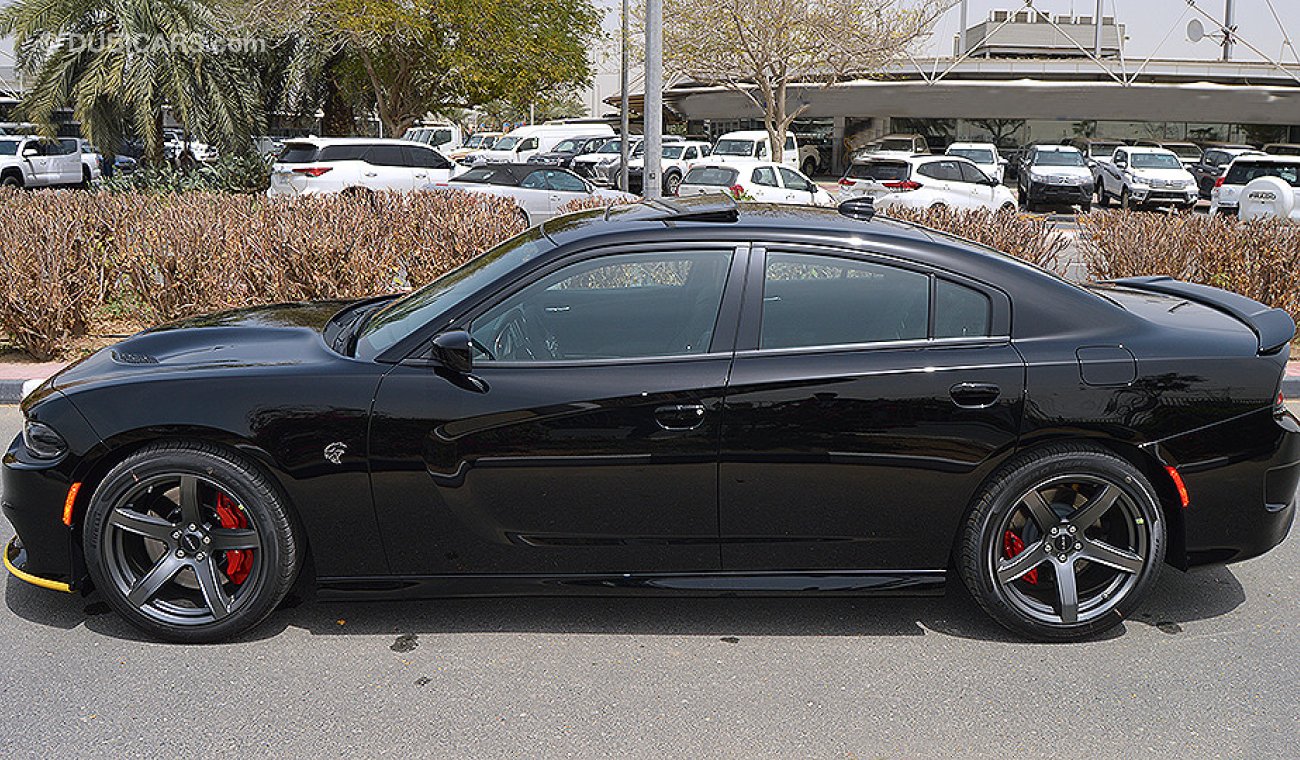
[3,435,81,588]
[1130,186,1198,206]
[1026,181,1092,204]
[4,536,72,592]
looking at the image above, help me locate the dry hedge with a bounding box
[0,189,525,359]
[2,191,1298,360]
[1079,211,1300,325]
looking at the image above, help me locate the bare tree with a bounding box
[662,0,949,163]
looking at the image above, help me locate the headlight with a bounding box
[23,420,67,459]
[1131,175,1150,186]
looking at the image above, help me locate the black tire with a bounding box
[998,202,1016,214]
[517,208,530,227]
[83,442,301,643]
[1,173,22,189]
[1079,202,1092,214]
[1120,188,1134,211]
[801,158,817,177]
[663,171,682,197]
[956,444,1166,641]
[1096,186,1109,208]
[80,167,92,189]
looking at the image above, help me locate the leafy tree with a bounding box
[0,0,264,164]
[662,0,947,163]
[969,118,1026,148]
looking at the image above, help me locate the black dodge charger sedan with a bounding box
[4,196,1297,642]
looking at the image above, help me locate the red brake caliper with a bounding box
[1003,530,1039,585]
[214,492,252,584]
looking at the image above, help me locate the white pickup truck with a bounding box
[0,135,88,188]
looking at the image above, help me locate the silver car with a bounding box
[433,163,638,226]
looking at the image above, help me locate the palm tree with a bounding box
[0,0,265,164]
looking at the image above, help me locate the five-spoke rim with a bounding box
[990,474,1150,626]
[102,474,262,626]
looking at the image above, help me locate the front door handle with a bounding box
[654,404,706,431]
[950,382,1001,409]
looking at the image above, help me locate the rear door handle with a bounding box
[949,382,1001,408]
[654,404,706,431]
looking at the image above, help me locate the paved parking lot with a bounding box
[1,404,1296,758]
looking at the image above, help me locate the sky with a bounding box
[916,0,1300,63]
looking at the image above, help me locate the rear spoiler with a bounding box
[1110,276,1295,355]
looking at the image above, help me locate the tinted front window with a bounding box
[778,167,812,191]
[1224,161,1300,187]
[714,139,757,157]
[934,280,991,338]
[546,171,587,192]
[847,161,909,181]
[356,227,553,358]
[469,251,731,361]
[760,253,929,350]
[407,146,449,169]
[683,166,738,186]
[958,162,991,184]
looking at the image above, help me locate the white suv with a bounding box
[710,130,819,174]
[0,135,86,188]
[1097,146,1198,210]
[268,138,453,197]
[838,154,1014,212]
[945,142,1007,184]
[677,161,835,206]
[1210,154,1300,218]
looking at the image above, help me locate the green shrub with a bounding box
[101,154,273,195]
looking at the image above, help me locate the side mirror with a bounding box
[432,330,474,374]
[21,148,37,158]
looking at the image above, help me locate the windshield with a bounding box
[1167,144,1203,159]
[464,134,488,148]
[1088,142,1121,157]
[596,140,625,154]
[947,148,995,163]
[1034,150,1086,167]
[684,166,738,186]
[492,136,522,151]
[1130,152,1183,170]
[879,138,916,152]
[0,140,21,156]
[356,227,553,358]
[713,139,757,157]
[552,138,583,153]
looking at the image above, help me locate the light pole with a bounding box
[643,0,663,200]
[619,0,630,192]
[1222,0,1235,61]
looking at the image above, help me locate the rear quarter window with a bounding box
[279,143,320,163]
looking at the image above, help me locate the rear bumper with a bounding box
[1154,406,1300,567]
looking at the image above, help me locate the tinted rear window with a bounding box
[319,145,370,161]
[847,161,909,181]
[1224,161,1300,187]
[279,143,319,163]
[684,166,739,186]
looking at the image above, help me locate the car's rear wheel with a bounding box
[957,445,1165,641]
[1096,186,1109,207]
[84,442,300,643]
[663,171,682,197]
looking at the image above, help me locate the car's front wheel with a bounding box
[957,445,1165,641]
[83,442,301,643]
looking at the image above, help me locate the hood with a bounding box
[1130,167,1195,181]
[50,301,355,393]
[1029,165,1092,179]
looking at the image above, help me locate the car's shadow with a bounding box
[4,562,1248,645]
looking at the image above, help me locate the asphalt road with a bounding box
[1,404,1296,759]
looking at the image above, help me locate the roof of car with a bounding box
[1121,146,1178,155]
[947,142,997,149]
[281,137,430,149]
[1226,153,1300,164]
[449,163,576,186]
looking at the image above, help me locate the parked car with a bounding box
[1017,145,1095,212]
[571,137,636,183]
[525,135,613,170]
[624,141,712,195]
[0,135,87,188]
[1062,138,1124,185]
[1189,145,1264,198]
[710,130,818,173]
[63,138,103,183]
[165,134,218,163]
[855,133,932,160]
[436,163,636,226]
[8,193,1296,644]
[840,154,1013,212]
[465,124,614,166]
[401,124,462,153]
[1261,143,1300,157]
[1096,146,1198,211]
[1209,154,1300,217]
[945,142,1008,183]
[677,161,834,206]
[446,132,502,163]
[1156,141,1204,166]
[267,138,453,197]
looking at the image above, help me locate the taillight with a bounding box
[883,180,922,191]
[292,167,333,177]
[1214,176,1226,188]
[729,184,745,198]
[838,178,855,186]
